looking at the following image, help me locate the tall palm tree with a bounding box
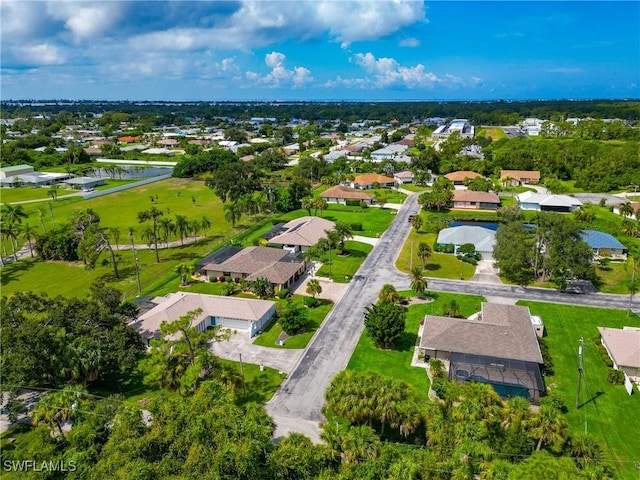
[176,263,194,286]
[301,196,313,215]
[37,206,47,232]
[174,215,190,245]
[109,226,121,250]
[618,202,634,218]
[410,267,428,296]
[158,217,175,246]
[333,222,353,255]
[47,184,60,201]
[21,222,36,258]
[411,215,424,232]
[341,425,380,464]
[531,405,568,451]
[128,226,141,293]
[200,215,211,238]
[137,206,163,263]
[417,242,432,269]
[1,220,20,262]
[224,202,243,227]
[1,204,28,227]
[306,279,322,299]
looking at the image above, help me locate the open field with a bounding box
[517,301,640,479]
[252,296,334,349]
[316,240,373,282]
[477,127,507,140]
[277,203,395,238]
[347,291,486,400]
[396,227,476,280]
[0,179,142,204]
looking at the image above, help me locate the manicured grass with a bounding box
[517,301,640,479]
[367,188,407,204]
[595,261,634,294]
[347,291,486,400]
[396,227,476,280]
[253,296,334,349]
[401,184,430,192]
[277,204,394,238]
[315,240,373,282]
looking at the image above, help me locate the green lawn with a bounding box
[396,228,476,280]
[277,204,395,238]
[595,261,634,294]
[367,188,407,204]
[253,296,334,349]
[316,240,373,282]
[477,127,507,140]
[347,291,486,400]
[517,301,640,478]
[401,183,430,192]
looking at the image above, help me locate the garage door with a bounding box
[214,317,250,331]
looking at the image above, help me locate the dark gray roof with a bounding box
[420,303,543,363]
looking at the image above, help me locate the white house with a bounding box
[516,191,582,213]
[598,327,640,382]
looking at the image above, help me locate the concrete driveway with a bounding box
[292,275,348,303]
[471,258,503,284]
[209,332,303,374]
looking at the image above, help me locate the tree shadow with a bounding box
[393,331,418,352]
[0,259,37,286]
[424,263,442,272]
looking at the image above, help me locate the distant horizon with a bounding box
[2,1,638,102]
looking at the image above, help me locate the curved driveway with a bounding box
[266,193,640,441]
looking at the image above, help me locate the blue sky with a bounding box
[1,1,638,101]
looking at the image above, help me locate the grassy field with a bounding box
[594,261,633,294]
[517,301,640,479]
[253,296,334,349]
[277,203,395,238]
[400,184,430,192]
[316,240,373,282]
[477,127,507,140]
[347,291,486,400]
[367,188,407,204]
[396,228,476,280]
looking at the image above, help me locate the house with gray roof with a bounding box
[598,326,640,382]
[266,216,335,253]
[419,303,545,403]
[436,225,497,256]
[130,292,276,340]
[199,246,307,291]
[581,230,627,260]
[516,191,582,213]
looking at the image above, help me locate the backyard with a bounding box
[518,301,640,479]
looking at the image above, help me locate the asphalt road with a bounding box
[266,194,420,437]
[266,193,639,440]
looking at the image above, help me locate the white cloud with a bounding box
[21,43,65,65]
[46,1,124,41]
[399,37,420,47]
[351,52,439,88]
[0,1,44,37]
[248,52,313,88]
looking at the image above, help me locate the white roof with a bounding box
[517,191,582,208]
[437,226,497,253]
[130,292,275,340]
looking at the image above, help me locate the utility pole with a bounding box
[410,241,414,270]
[575,337,584,409]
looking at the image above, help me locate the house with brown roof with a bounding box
[598,326,640,382]
[117,136,139,143]
[199,246,306,291]
[130,292,276,340]
[444,171,484,185]
[613,202,640,219]
[157,138,180,147]
[419,303,545,403]
[320,185,374,205]
[452,190,500,210]
[393,170,415,184]
[266,216,335,253]
[349,173,395,190]
[500,170,541,186]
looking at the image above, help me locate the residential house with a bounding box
[419,303,545,403]
[613,202,640,218]
[0,164,34,179]
[370,144,408,162]
[157,138,180,147]
[393,170,415,184]
[320,185,374,205]
[130,292,276,340]
[64,177,106,190]
[452,190,500,210]
[117,136,139,143]
[500,170,541,186]
[436,225,497,257]
[444,171,484,186]
[199,246,306,291]
[349,173,395,190]
[265,216,336,253]
[598,327,640,382]
[580,230,627,260]
[323,150,349,163]
[516,191,582,212]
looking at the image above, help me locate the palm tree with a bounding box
[341,425,380,464]
[442,299,461,317]
[21,222,36,258]
[411,215,424,232]
[333,222,353,255]
[531,405,568,451]
[301,196,313,215]
[176,263,194,286]
[621,218,637,237]
[410,267,428,296]
[1,204,28,228]
[137,206,164,263]
[200,215,211,238]
[31,388,80,439]
[314,198,328,217]
[378,284,401,304]
[619,202,634,218]
[109,226,121,250]
[417,242,432,269]
[306,279,322,299]
[37,206,47,232]
[128,226,141,293]
[158,217,175,246]
[1,220,20,262]
[174,215,190,245]
[47,184,60,201]
[224,202,243,227]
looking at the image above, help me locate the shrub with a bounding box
[434,243,455,254]
[279,305,309,335]
[457,255,478,265]
[217,276,226,283]
[221,283,236,296]
[303,296,319,308]
[431,377,447,398]
[349,222,363,231]
[428,359,445,379]
[276,288,290,299]
[345,199,361,207]
[359,201,369,209]
[607,369,625,385]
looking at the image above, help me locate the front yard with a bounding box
[315,240,373,283]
